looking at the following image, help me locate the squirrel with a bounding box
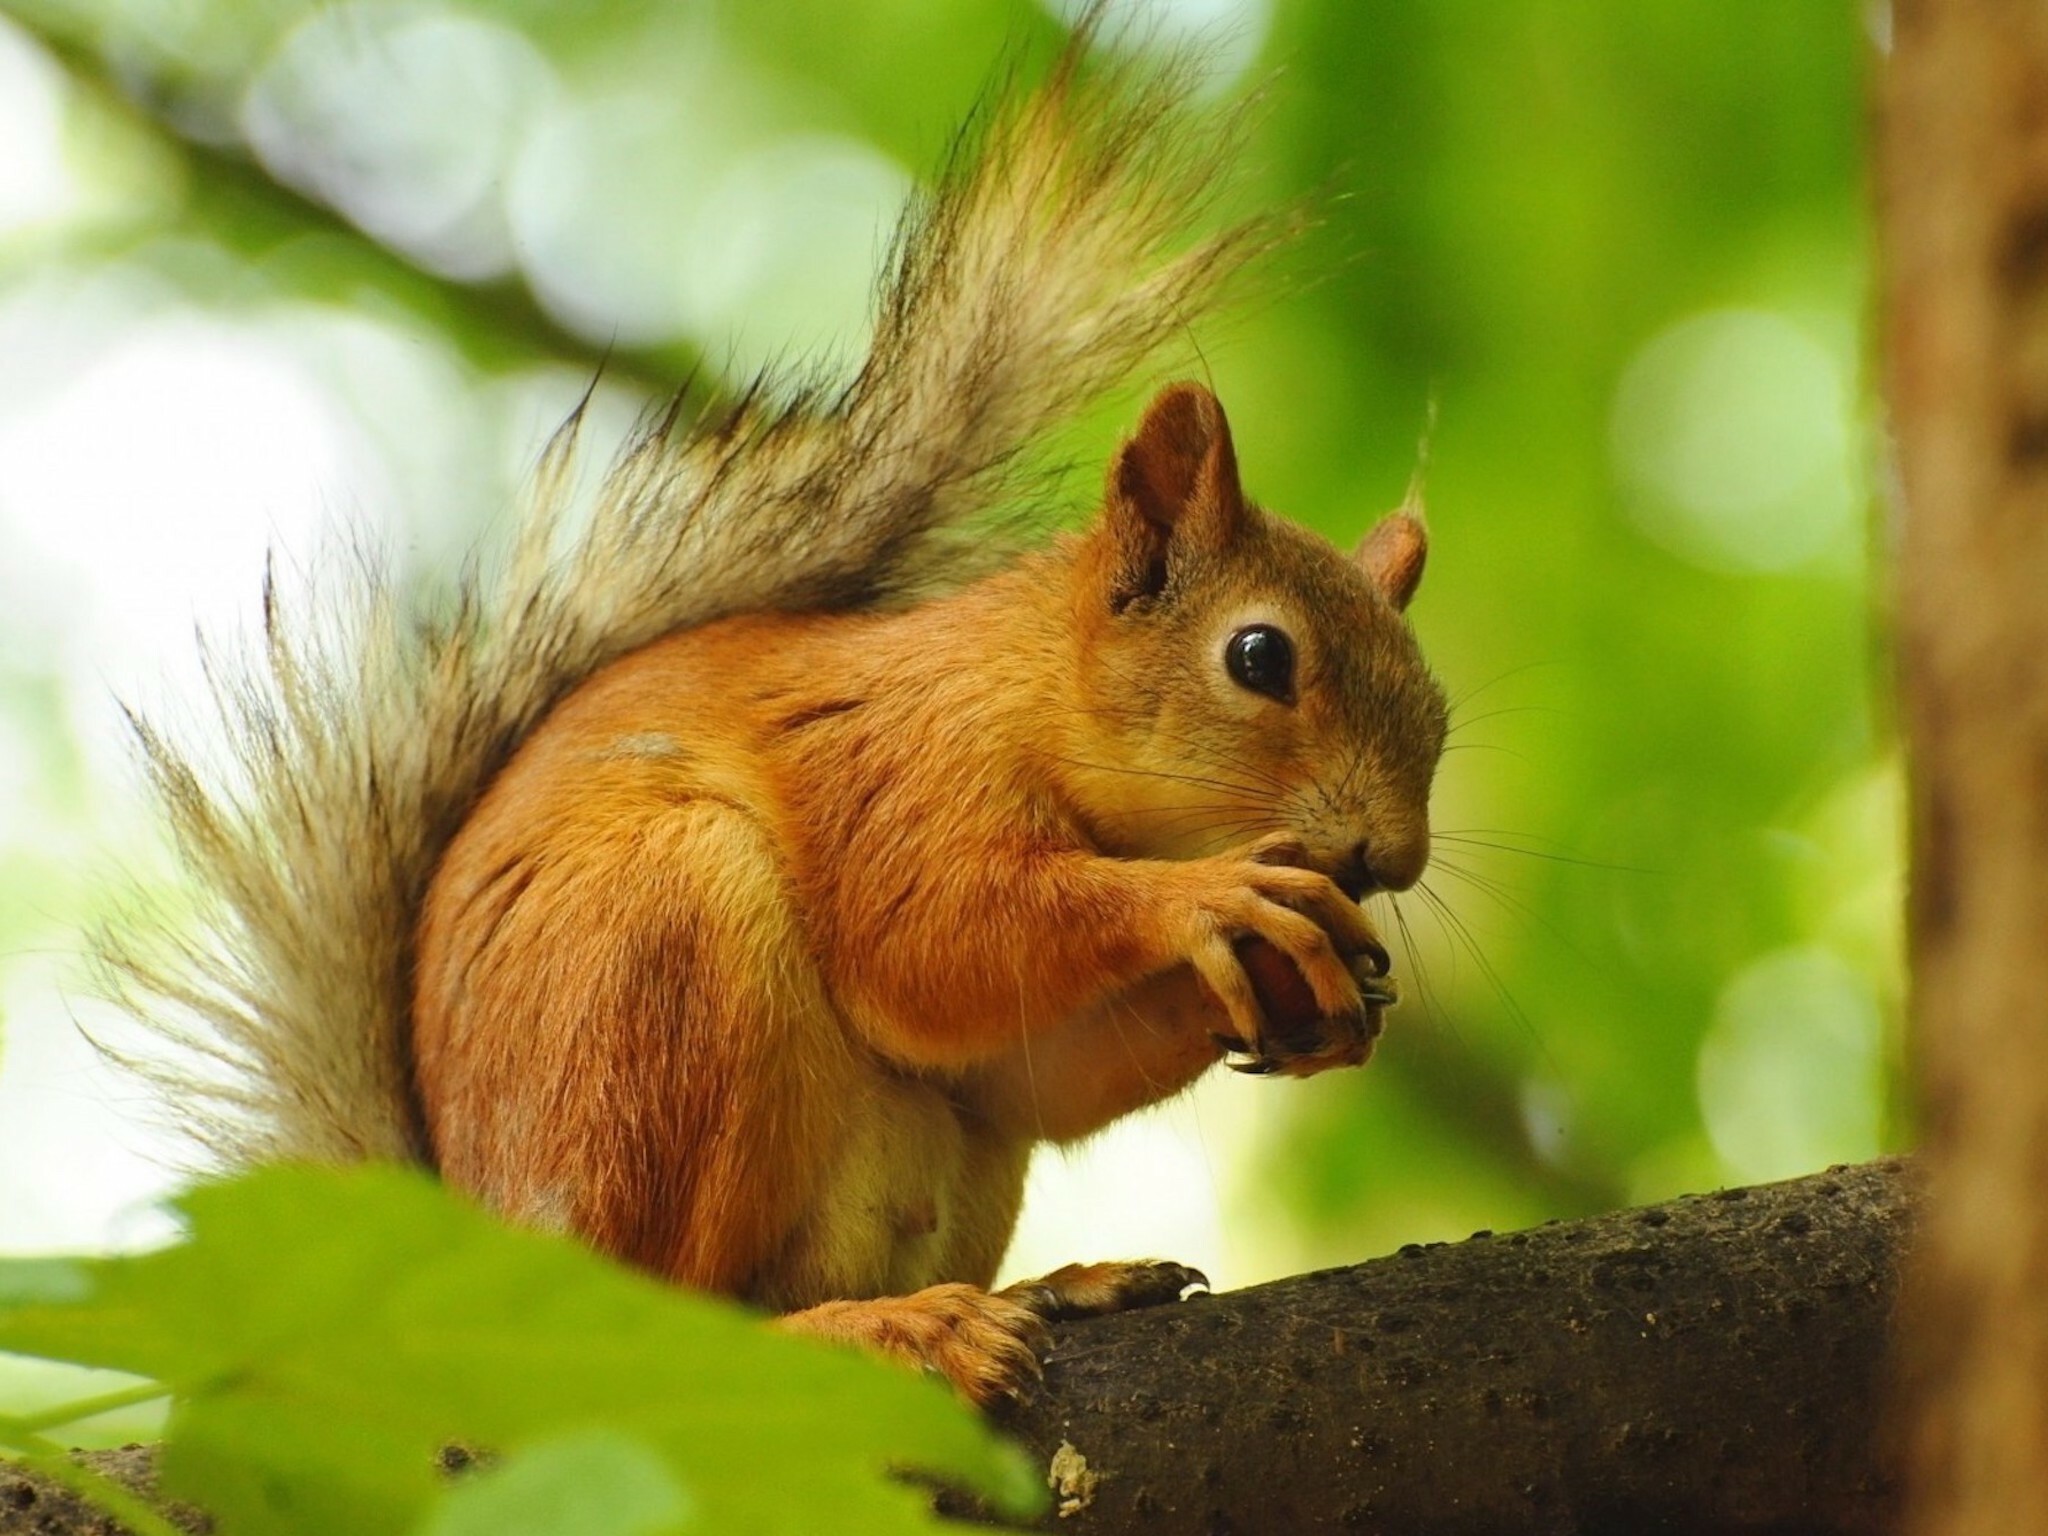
[95,17,1447,1404]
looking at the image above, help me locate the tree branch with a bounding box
[4,1161,1914,1536]
[988,1157,1911,1533]
[3,4,703,403]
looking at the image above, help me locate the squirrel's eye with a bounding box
[1225,625,1295,702]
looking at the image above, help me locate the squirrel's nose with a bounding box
[1333,836,1428,899]
[1332,844,1376,901]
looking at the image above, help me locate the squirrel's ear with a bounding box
[1102,383,1248,607]
[1356,511,1427,611]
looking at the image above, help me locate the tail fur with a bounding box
[93,17,1283,1168]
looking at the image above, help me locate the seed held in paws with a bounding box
[1233,934,1323,1041]
[1222,935,1396,1075]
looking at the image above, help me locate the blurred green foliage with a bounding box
[0,1165,1038,1533]
[0,0,1893,1276]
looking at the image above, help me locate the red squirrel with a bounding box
[413,379,1442,1398]
[98,22,1445,1403]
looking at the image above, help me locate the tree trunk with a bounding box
[1883,4,2048,1533]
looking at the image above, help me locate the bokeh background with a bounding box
[0,0,1894,1295]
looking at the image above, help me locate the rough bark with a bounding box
[2,1161,1913,1536]
[996,1158,1910,1535]
[1883,4,2048,1534]
[0,1446,201,1536]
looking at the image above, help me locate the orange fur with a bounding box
[411,384,1447,1395]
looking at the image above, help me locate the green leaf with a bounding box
[0,1259,92,1307]
[419,1430,693,1536]
[0,1165,1041,1534]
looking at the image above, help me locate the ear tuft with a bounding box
[1101,383,1248,609]
[1356,512,1428,611]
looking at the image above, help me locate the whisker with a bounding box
[1135,732,1298,801]
[1103,992,1170,1104]
[1426,859,1591,966]
[1190,817,1288,856]
[1383,893,1442,1028]
[1032,751,1284,802]
[1446,703,1558,736]
[1439,742,1527,761]
[1065,659,1304,799]
[1412,880,1566,1086]
[1427,855,1524,897]
[1030,716,1299,801]
[1446,660,1563,716]
[1433,831,1658,876]
[1114,800,1279,819]
[1407,881,1474,1036]
[1133,810,1282,842]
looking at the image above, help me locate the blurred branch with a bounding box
[1884,2,2048,1531]
[6,6,706,404]
[1393,1025,1627,1214]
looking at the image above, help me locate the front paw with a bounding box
[1167,856,1379,1055]
[1217,942,1394,1077]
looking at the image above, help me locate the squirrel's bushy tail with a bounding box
[94,17,1280,1168]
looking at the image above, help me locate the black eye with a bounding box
[1225,625,1295,702]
